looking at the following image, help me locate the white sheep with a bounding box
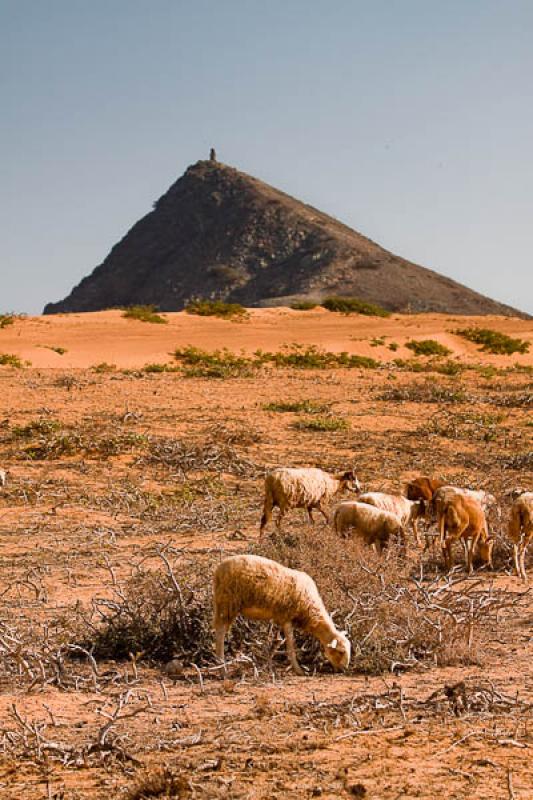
[432,486,497,546]
[213,554,351,675]
[331,501,405,552]
[508,491,533,582]
[260,467,360,532]
[0,469,6,488]
[358,492,425,545]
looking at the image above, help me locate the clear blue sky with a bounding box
[2,0,532,314]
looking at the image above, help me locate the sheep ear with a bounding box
[329,638,338,649]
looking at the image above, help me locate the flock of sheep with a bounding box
[1,465,530,676]
[214,467,532,675]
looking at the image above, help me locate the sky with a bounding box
[2,0,532,315]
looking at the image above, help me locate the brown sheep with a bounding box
[440,494,494,574]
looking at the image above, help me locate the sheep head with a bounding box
[339,470,361,494]
[323,632,351,671]
[479,538,494,568]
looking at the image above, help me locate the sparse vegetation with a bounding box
[173,346,259,378]
[378,381,467,404]
[322,296,391,317]
[454,327,530,355]
[268,344,379,369]
[424,410,505,442]
[292,415,349,432]
[142,362,178,373]
[173,344,380,377]
[9,418,147,460]
[42,345,68,355]
[290,300,317,310]
[123,305,168,324]
[92,362,116,373]
[393,358,464,376]
[405,339,451,357]
[262,399,330,414]
[0,353,24,368]
[0,314,15,329]
[185,299,249,320]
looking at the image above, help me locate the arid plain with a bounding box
[0,308,532,799]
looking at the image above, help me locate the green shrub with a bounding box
[123,305,168,324]
[42,345,67,355]
[322,296,391,317]
[184,299,249,320]
[292,415,349,432]
[173,344,379,377]
[290,301,317,311]
[393,358,464,376]
[262,399,330,414]
[173,346,259,378]
[0,314,15,329]
[142,363,178,373]
[454,327,530,355]
[0,353,24,368]
[270,344,379,369]
[92,362,116,373]
[405,339,451,357]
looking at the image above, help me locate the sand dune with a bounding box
[1,309,532,369]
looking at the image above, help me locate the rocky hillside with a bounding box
[44,160,525,316]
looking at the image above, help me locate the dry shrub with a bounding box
[378,381,467,404]
[125,766,190,799]
[422,409,505,442]
[78,556,216,664]
[254,527,505,674]
[143,435,260,477]
[73,534,514,675]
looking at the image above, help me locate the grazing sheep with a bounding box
[260,467,360,532]
[508,491,533,581]
[332,501,405,553]
[358,492,425,545]
[433,486,498,546]
[440,493,493,574]
[213,554,351,675]
[0,469,6,488]
[405,476,445,505]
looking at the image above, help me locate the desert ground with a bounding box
[0,308,532,799]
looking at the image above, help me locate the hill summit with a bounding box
[44,159,524,316]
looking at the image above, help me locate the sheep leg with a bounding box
[513,542,521,579]
[442,540,453,572]
[214,622,229,662]
[282,622,304,676]
[465,538,475,575]
[260,496,273,533]
[316,502,329,523]
[307,507,315,524]
[412,519,421,546]
[520,542,527,581]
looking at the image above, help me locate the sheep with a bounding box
[332,501,405,553]
[358,492,425,545]
[260,467,360,532]
[432,486,498,546]
[508,491,533,581]
[0,469,6,488]
[405,476,445,505]
[213,554,351,675]
[440,493,494,574]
